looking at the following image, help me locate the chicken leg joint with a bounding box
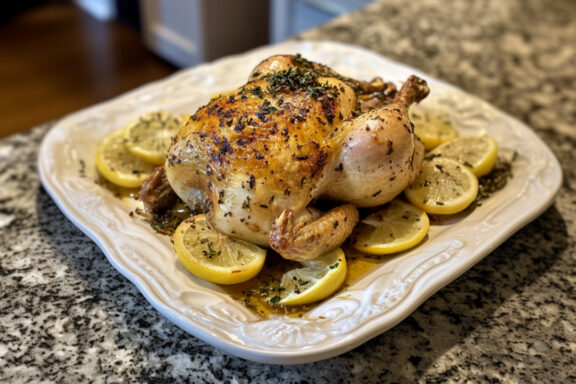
[269,204,359,261]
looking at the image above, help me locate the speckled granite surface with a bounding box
[1,0,575,382]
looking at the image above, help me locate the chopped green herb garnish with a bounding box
[263,67,333,99]
[264,106,277,114]
[206,242,221,258]
[292,53,314,68]
[252,86,263,98]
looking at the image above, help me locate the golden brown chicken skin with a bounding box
[166,54,429,261]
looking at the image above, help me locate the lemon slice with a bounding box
[95,129,156,188]
[173,215,267,285]
[351,199,430,255]
[409,109,458,150]
[405,157,479,215]
[428,136,498,177]
[274,247,347,306]
[123,112,188,165]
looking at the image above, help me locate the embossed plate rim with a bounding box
[38,41,562,364]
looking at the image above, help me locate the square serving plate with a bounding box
[38,41,562,364]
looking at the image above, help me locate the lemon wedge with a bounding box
[351,199,430,255]
[410,109,458,150]
[273,247,347,306]
[123,112,188,165]
[173,215,267,285]
[405,157,479,215]
[95,129,156,188]
[427,136,498,177]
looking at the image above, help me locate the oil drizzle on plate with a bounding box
[221,247,386,319]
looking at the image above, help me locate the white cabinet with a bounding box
[140,0,204,67]
[77,0,375,68]
[140,0,270,67]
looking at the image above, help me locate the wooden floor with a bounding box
[0,2,177,139]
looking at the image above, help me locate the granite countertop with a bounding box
[1,0,575,382]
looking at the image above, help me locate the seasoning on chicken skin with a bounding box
[165,54,429,261]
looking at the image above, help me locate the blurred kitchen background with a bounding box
[0,0,375,138]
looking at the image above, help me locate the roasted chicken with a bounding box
[165,54,429,261]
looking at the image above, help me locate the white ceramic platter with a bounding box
[38,41,562,364]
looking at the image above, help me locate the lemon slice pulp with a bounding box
[95,129,156,188]
[173,215,267,285]
[410,109,458,150]
[405,157,479,215]
[275,247,347,306]
[123,112,188,165]
[351,199,430,255]
[428,136,498,177]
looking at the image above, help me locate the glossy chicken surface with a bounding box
[165,55,429,261]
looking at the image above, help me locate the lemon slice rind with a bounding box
[95,129,156,188]
[405,157,479,215]
[173,215,267,285]
[351,199,430,255]
[409,109,458,150]
[123,112,187,165]
[278,247,347,306]
[428,136,498,178]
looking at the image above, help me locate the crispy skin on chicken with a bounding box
[165,55,429,261]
